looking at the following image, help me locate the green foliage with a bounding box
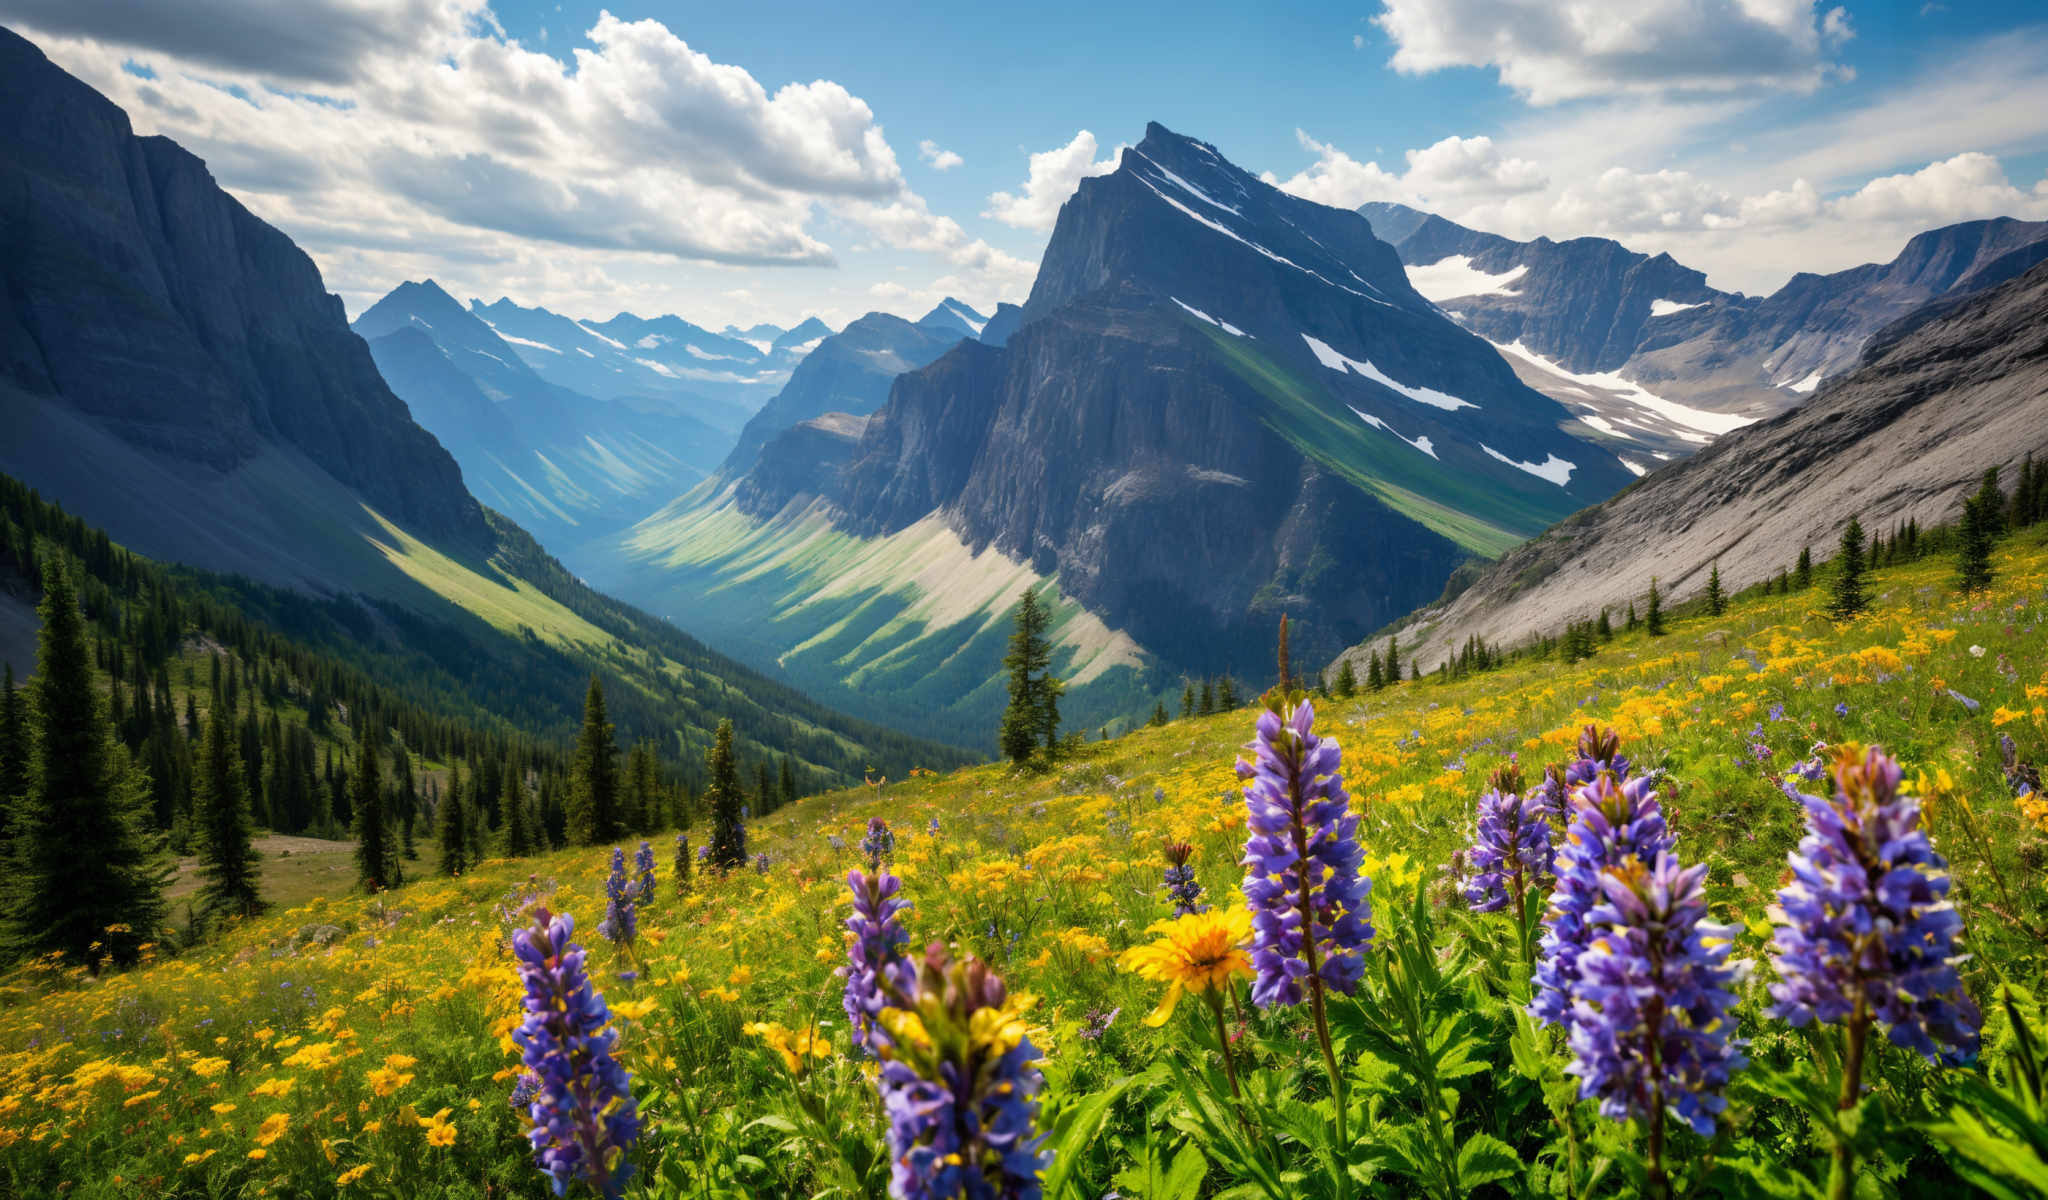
[437,764,468,876]
[567,676,620,846]
[193,686,262,920]
[1646,576,1666,636]
[351,716,394,891]
[1707,561,1727,616]
[706,719,745,869]
[1000,588,1061,765]
[1829,517,1870,620]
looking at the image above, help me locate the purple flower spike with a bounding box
[1530,766,1675,1027]
[1768,745,1980,1064]
[860,816,895,871]
[1564,725,1634,788]
[510,907,640,1198]
[840,867,915,1052]
[597,848,636,946]
[1238,696,1374,1008]
[1464,768,1553,914]
[633,841,656,905]
[1162,841,1206,916]
[1566,854,1746,1136]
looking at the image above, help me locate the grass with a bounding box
[3,529,2045,1197]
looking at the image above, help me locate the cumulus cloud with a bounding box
[7,9,1036,321]
[1372,0,1848,104]
[982,130,1125,231]
[1828,152,2046,223]
[918,139,963,170]
[1265,131,1547,210]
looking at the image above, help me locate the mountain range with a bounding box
[1360,201,2048,461]
[0,25,961,782]
[578,123,1647,745]
[1334,253,2048,677]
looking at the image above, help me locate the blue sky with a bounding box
[7,0,2047,329]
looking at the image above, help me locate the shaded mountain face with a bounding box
[592,122,1641,745]
[0,26,487,553]
[1337,257,2048,678]
[720,313,963,474]
[353,281,726,550]
[1360,201,2048,462]
[916,297,989,340]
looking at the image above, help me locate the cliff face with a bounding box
[0,27,489,547]
[1336,257,2048,676]
[722,313,959,473]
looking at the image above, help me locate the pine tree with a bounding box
[777,757,797,812]
[1625,602,1639,631]
[1972,467,2006,540]
[1409,662,1421,682]
[1828,517,1870,620]
[1596,609,1613,640]
[437,764,468,876]
[1366,652,1384,691]
[0,663,24,836]
[1217,675,1238,709]
[1179,682,1194,718]
[1384,635,1401,685]
[623,741,659,834]
[1149,701,1169,726]
[1794,546,1813,590]
[1646,578,1666,636]
[1957,485,1997,595]
[567,676,619,845]
[4,561,169,970]
[705,719,745,869]
[1198,678,1215,715]
[2015,454,2039,528]
[352,717,391,892]
[1334,658,1357,698]
[1275,614,1292,694]
[194,686,262,921]
[502,762,537,858]
[999,589,1053,764]
[1705,562,1726,617]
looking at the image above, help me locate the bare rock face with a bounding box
[723,313,960,474]
[1339,257,2048,676]
[0,27,488,547]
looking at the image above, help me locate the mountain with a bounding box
[584,122,1640,747]
[0,25,967,782]
[353,280,726,549]
[979,303,1025,348]
[719,313,965,474]
[1335,256,2048,677]
[772,317,833,355]
[1359,201,2048,460]
[723,321,786,351]
[917,297,990,340]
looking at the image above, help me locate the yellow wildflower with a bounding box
[1117,907,1254,1026]
[254,1112,290,1147]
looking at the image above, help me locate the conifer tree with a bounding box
[4,561,169,971]
[1217,675,1238,709]
[999,589,1053,764]
[1794,545,1813,590]
[1149,701,1169,726]
[0,664,24,836]
[1366,651,1383,691]
[2014,453,2039,528]
[1626,602,1639,631]
[1705,562,1726,617]
[1384,634,1401,685]
[437,764,468,876]
[777,757,797,812]
[1596,609,1613,640]
[1828,517,1870,620]
[1179,682,1194,718]
[705,719,745,869]
[502,764,537,858]
[1646,578,1666,636]
[623,741,659,834]
[568,676,619,845]
[1198,678,1215,715]
[1334,658,1357,698]
[1957,485,1997,595]
[194,686,262,921]
[351,717,394,891]
[1409,662,1421,682]
[1972,467,2006,540]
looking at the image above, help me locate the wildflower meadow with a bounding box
[4,531,2048,1198]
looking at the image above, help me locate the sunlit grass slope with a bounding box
[4,530,2046,1197]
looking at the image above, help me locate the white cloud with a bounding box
[1372,0,1847,104]
[1264,130,1546,210]
[918,139,963,170]
[8,10,1037,325]
[982,130,1124,231]
[1829,152,2048,224]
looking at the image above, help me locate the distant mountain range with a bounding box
[580,123,1645,746]
[1335,253,2048,677]
[0,24,962,781]
[1360,201,2048,460]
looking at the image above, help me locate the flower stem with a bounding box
[1828,1002,1871,1200]
[1207,990,1245,1104]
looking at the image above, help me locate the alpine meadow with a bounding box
[3,4,2048,1200]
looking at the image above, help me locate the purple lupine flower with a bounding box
[695,844,710,863]
[597,848,636,946]
[1768,745,1980,1064]
[840,867,914,1053]
[1567,854,1746,1137]
[874,944,1050,1200]
[1531,770,1675,1027]
[1238,697,1374,1007]
[1463,765,1554,915]
[1768,703,1787,723]
[860,816,895,870]
[1835,702,1850,718]
[1162,841,1206,916]
[927,816,941,838]
[633,841,656,905]
[752,852,771,875]
[510,907,640,1198]
[1564,725,1633,788]
[509,1070,540,1112]
[672,834,693,897]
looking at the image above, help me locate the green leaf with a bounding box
[1455,1131,1523,1189]
[1041,1075,1137,1200]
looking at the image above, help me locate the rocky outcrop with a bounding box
[722,313,960,473]
[0,27,488,547]
[1336,257,2048,676]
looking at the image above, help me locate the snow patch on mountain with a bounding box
[1786,370,1824,394]
[1481,445,1576,486]
[1172,297,1249,337]
[1495,340,1754,437]
[1348,407,1438,458]
[1620,458,1648,477]
[1132,150,1242,215]
[1131,175,1389,307]
[1405,255,1528,302]
[578,321,629,351]
[1302,334,1477,411]
[1650,299,1708,317]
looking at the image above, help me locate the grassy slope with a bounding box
[5,531,2045,1196]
